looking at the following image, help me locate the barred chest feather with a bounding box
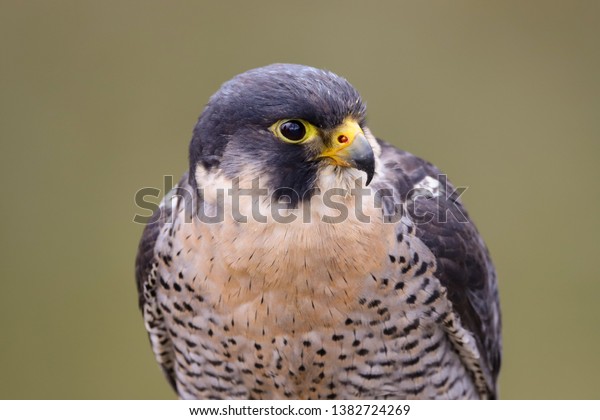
[149,190,481,399]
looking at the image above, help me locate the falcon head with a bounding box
[189,64,377,205]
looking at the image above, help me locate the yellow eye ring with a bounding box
[270,119,317,144]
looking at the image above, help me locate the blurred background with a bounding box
[1,0,599,399]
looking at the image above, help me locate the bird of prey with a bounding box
[135,64,501,399]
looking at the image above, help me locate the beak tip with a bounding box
[362,160,375,186]
[350,135,375,186]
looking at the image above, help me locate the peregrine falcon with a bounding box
[135,64,501,399]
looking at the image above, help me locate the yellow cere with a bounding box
[330,118,364,151]
[318,118,365,166]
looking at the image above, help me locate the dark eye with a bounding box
[279,120,306,142]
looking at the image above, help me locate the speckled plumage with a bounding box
[135,64,501,399]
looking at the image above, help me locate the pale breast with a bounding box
[153,199,478,399]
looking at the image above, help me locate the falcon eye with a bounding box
[279,120,306,142]
[270,118,317,144]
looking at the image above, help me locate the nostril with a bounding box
[337,135,349,144]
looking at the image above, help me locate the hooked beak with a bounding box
[318,119,375,185]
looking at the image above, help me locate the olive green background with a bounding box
[1,0,598,399]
